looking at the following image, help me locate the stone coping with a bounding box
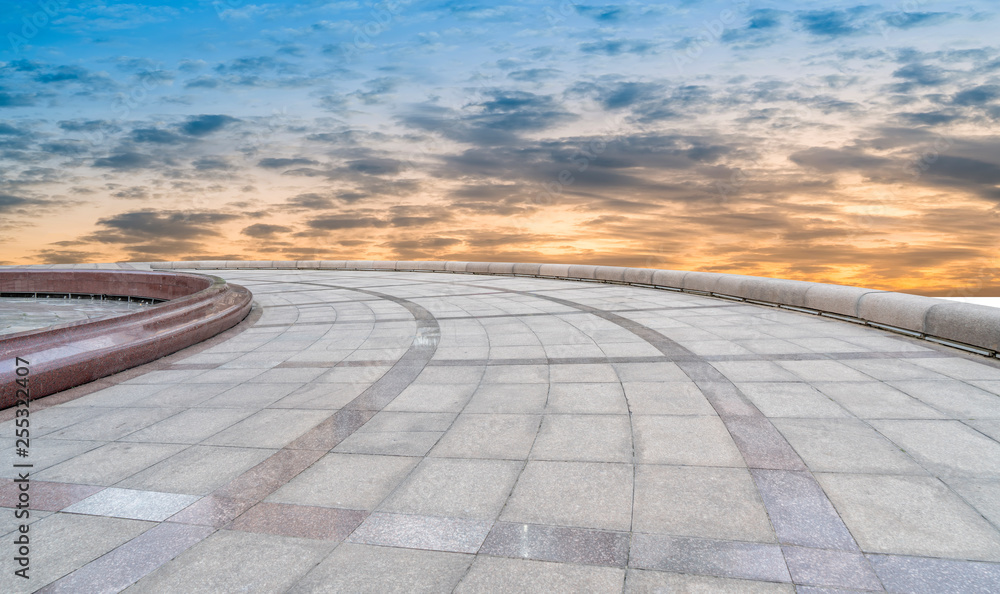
[150,260,1000,359]
[0,269,252,408]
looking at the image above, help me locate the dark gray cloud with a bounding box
[258,157,320,168]
[180,115,239,136]
[93,152,156,170]
[579,39,658,56]
[242,223,292,237]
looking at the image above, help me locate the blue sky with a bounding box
[1,0,999,294]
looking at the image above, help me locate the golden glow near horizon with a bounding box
[1,2,999,296]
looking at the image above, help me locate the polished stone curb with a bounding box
[0,269,252,408]
[150,260,1000,359]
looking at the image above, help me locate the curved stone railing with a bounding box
[149,260,1000,359]
[0,270,252,408]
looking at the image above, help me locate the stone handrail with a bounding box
[0,270,252,408]
[149,260,1000,359]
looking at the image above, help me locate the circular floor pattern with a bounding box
[3,268,1000,593]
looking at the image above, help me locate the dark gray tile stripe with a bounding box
[868,554,1000,593]
[479,521,630,568]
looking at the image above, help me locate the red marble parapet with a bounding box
[0,270,252,409]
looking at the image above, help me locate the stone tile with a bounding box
[629,533,790,583]
[380,458,521,520]
[622,381,715,415]
[360,411,456,433]
[481,364,549,383]
[712,361,800,382]
[268,453,419,510]
[214,448,324,502]
[868,553,1000,593]
[888,380,1000,418]
[116,445,275,495]
[546,383,629,414]
[549,363,618,383]
[947,478,1000,526]
[45,407,183,441]
[333,430,443,456]
[970,419,1000,442]
[197,382,301,408]
[119,408,256,444]
[0,439,102,478]
[127,529,334,593]
[530,414,632,463]
[872,420,1000,477]
[37,522,213,594]
[463,384,549,413]
[201,409,330,448]
[63,487,198,521]
[181,368,266,384]
[0,507,51,538]
[285,409,376,450]
[613,361,689,382]
[270,382,366,409]
[481,521,630,568]
[775,360,874,382]
[413,365,485,384]
[455,556,624,593]
[817,473,1000,561]
[349,511,491,553]
[430,414,540,459]
[781,546,882,591]
[773,418,926,474]
[633,465,775,542]
[813,382,945,419]
[0,480,102,511]
[246,367,327,383]
[136,383,236,407]
[738,383,849,418]
[501,461,632,531]
[752,469,857,550]
[166,495,254,528]
[382,383,477,412]
[0,406,101,438]
[633,416,744,466]
[841,358,949,381]
[122,369,208,385]
[909,356,1000,380]
[288,543,473,594]
[316,365,391,384]
[229,502,366,540]
[58,384,171,408]
[624,569,794,593]
[35,442,188,486]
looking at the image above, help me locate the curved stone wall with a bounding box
[150,260,1000,359]
[0,270,252,408]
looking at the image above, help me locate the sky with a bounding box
[1,0,998,296]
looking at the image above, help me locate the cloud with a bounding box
[306,215,389,230]
[952,85,1000,106]
[579,39,658,56]
[93,152,156,170]
[242,223,292,237]
[788,147,892,173]
[795,8,870,38]
[258,157,320,168]
[180,115,239,136]
[131,128,186,144]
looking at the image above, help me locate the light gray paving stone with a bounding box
[122,369,209,385]
[119,408,256,444]
[429,413,540,459]
[738,382,849,418]
[333,430,444,456]
[945,478,1000,527]
[57,384,171,408]
[841,358,950,381]
[712,361,801,382]
[622,382,716,415]
[126,529,334,593]
[628,533,789,583]
[0,513,153,594]
[781,546,882,591]
[63,488,198,521]
[812,381,945,419]
[382,383,477,412]
[970,420,1000,442]
[547,383,629,414]
[268,453,419,510]
[0,439,102,478]
[633,416,744,466]
[775,360,874,382]
[196,382,302,408]
[379,457,521,520]
[549,363,619,383]
[632,465,776,542]
[0,406,102,438]
[271,382,366,409]
[455,556,624,593]
[613,361,690,382]
[908,357,1000,380]
[116,445,275,495]
[502,461,633,531]
[773,418,926,474]
[873,419,1000,478]
[888,380,1000,418]
[817,473,1000,561]
[360,411,457,433]
[481,364,549,383]
[289,543,473,593]
[413,366,484,384]
[348,512,492,553]
[35,442,189,486]
[134,383,239,407]
[530,414,632,463]
[624,569,794,593]
[45,407,184,441]
[200,409,331,448]
[463,384,549,413]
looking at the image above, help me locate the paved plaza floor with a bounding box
[3,268,1000,592]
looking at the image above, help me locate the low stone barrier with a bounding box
[150,260,1000,359]
[0,270,252,408]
